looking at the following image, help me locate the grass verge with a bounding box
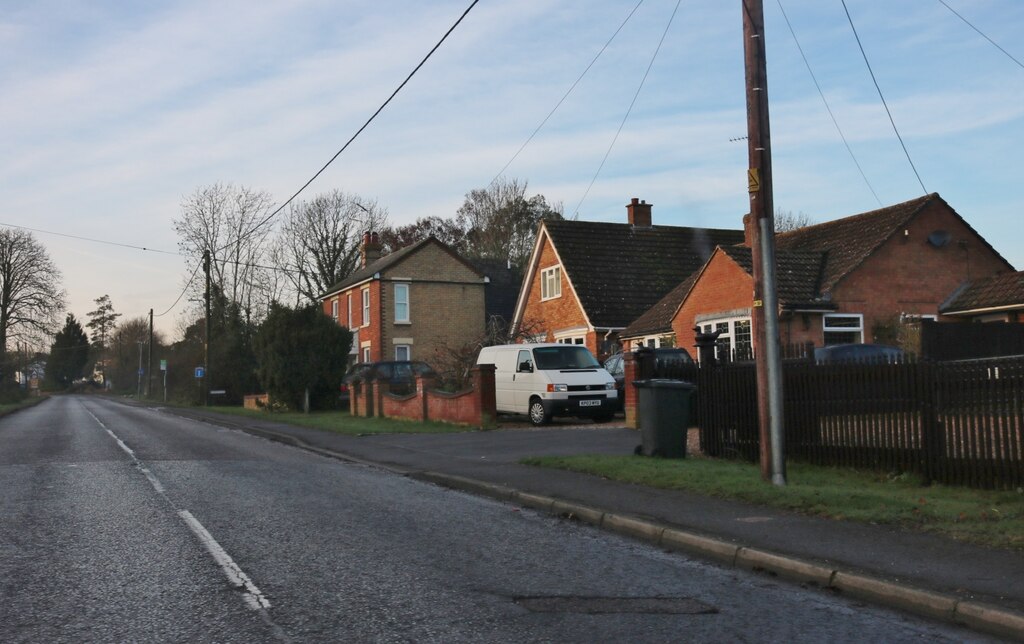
[208,406,471,436]
[520,454,1024,551]
[0,396,47,417]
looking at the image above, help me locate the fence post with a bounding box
[919,361,942,484]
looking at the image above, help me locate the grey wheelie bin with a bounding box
[633,379,696,458]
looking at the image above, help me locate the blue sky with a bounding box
[2,0,1022,337]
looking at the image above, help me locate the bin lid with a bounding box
[632,379,695,390]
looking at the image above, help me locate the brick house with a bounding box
[623,193,1013,356]
[940,271,1024,322]
[511,198,744,359]
[683,193,1014,354]
[320,234,487,363]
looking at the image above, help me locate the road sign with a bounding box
[195,367,205,378]
[160,360,167,371]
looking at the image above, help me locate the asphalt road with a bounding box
[0,396,994,642]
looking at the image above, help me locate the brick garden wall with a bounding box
[351,365,496,429]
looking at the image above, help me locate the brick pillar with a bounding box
[416,374,433,421]
[361,378,375,418]
[350,381,361,416]
[623,349,654,429]
[372,378,387,419]
[472,364,497,430]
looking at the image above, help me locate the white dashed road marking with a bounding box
[84,402,273,611]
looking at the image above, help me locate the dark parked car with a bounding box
[343,361,437,397]
[813,343,905,364]
[603,348,695,411]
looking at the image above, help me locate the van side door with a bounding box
[513,349,536,413]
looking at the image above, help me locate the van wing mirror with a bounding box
[518,361,533,373]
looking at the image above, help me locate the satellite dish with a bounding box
[928,230,951,247]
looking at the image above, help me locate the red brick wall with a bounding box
[831,200,1010,341]
[372,366,496,428]
[673,251,753,353]
[520,234,593,352]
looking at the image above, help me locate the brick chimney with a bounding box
[361,231,382,268]
[743,214,753,247]
[626,198,652,227]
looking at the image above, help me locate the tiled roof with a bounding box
[621,272,699,339]
[472,259,524,323]
[774,193,938,292]
[321,237,481,297]
[941,271,1024,314]
[543,219,744,329]
[718,246,834,310]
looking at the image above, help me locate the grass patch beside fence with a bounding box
[208,406,470,436]
[520,454,1024,551]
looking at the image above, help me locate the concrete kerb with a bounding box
[955,601,1024,641]
[398,471,1024,641]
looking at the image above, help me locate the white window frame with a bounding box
[700,316,753,359]
[331,299,339,320]
[394,283,410,323]
[823,313,864,345]
[362,346,371,363]
[361,288,370,327]
[540,266,561,301]
[394,344,411,361]
[557,336,585,345]
[347,293,353,328]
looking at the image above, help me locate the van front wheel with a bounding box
[528,399,550,426]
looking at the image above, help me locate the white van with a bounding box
[476,343,617,425]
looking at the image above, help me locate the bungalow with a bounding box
[512,198,744,359]
[320,233,487,363]
[622,193,1014,356]
[940,271,1024,322]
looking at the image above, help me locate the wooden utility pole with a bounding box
[147,308,153,398]
[743,0,786,485]
[203,250,211,407]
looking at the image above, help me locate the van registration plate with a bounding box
[579,400,601,407]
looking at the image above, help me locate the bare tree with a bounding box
[775,209,815,233]
[274,191,388,304]
[456,177,562,270]
[0,229,64,357]
[175,183,276,320]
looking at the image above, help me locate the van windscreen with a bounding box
[532,346,600,370]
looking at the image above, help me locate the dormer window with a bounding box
[541,266,561,301]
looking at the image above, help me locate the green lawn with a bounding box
[521,454,1024,551]
[208,406,472,436]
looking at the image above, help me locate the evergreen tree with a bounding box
[253,304,352,411]
[47,314,89,387]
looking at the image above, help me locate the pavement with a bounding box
[133,402,1024,640]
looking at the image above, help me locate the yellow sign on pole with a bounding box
[748,168,760,193]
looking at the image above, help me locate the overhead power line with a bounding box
[937,0,1024,70]
[0,221,178,256]
[841,0,928,196]
[776,0,882,207]
[572,0,682,218]
[488,0,646,187]
[229,0,481,253]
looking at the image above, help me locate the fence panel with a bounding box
[694,355,1024,489]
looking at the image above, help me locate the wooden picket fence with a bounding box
[683,356,1024,489]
